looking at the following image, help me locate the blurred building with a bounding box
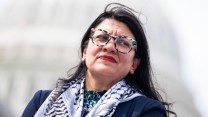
[0,0,201,117]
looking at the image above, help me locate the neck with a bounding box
[85,72,116,92]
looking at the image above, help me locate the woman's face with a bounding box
[83,18,140,84]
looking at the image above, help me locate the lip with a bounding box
[98,55,117,63]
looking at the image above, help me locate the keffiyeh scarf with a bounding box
[35,77,142,117]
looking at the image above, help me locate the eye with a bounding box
[116,38,130,48]
[95,34,109,42]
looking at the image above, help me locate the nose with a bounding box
[103,38,117,53]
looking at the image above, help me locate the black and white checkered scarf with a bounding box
[34,77,142,117]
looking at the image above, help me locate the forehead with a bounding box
[95,19,134,38]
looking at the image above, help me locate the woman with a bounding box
[22,3,176,117]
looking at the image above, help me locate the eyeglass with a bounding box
[90,28,137,54]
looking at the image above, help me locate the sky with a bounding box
[156,0,208,116]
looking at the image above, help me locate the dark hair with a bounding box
[65,3,176,116]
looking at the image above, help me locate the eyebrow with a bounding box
[98,28,130,37]
[98,29,110,34]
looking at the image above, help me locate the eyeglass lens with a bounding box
[92,29,135,54]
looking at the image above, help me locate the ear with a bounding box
[130,58,141,74]
[82,48,87,62]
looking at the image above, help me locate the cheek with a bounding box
[85,43,101,60]
[119,53,134,63]
[119,55,134,69]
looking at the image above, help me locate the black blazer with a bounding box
[22,90,167,117]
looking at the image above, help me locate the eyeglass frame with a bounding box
[89,28,137,54]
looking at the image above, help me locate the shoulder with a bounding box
[132,96,166,110]
[22,90,52,117]
[34,90,52,104]
[113,96,167,117]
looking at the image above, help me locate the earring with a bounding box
[130,69,134,74]
[82,57,86,62]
